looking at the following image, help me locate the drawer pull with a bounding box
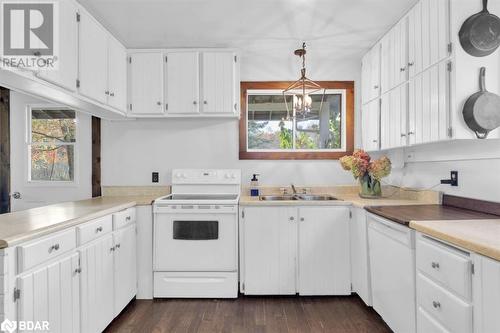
[115,243,121,249]
[432,301,441,309]
[96,226,103,233]
[74,268,82,274]
[110,246,115,252]
[431,262,440,269]
[126,216,131,221]
[48,244,60,253]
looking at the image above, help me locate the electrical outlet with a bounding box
[440,171,458,187]
[152,172,159,183]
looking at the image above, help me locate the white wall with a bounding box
[373,140,500,202]
[102,55,361,187]
[9,91,92,210]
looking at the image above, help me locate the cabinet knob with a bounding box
[372,140,378,143]
[110,246,115,252]
[157,101,161,106]
[96,226,103,233]
[193,101,198,105]
[49,244,60,253]
[408,131,415,135]
[400,67,406,72]
[401,133,407,137]
[432,301,441,309]
[74,268,82,274]
[300,217,305,222]
[373,85,379,89]
[115,243,121,249]
[289,217,295,221]
[105,91,110,95]
[408,62,415,67]
[203,101,208,105]
[431,262,440,269]
[110,92,115,97]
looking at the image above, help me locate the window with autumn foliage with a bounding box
[28,108,77,182]
[239,82,354,160]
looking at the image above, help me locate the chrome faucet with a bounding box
[291,184,297,194]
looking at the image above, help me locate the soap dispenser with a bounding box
[250,174,260,197]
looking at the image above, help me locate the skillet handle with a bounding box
[479,67,487,92]
[483,0,488,13]
[475,131,489,139]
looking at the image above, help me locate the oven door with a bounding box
[154,211,237,271]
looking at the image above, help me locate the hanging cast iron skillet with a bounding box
[463,67,500,138]
[459,0,500,57]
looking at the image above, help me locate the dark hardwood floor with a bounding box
[105,295,391,333]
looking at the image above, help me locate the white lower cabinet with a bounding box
[298,207,350,295]
[240,205,351,296]
[79,234,115,333]
[349,207,372,306]
[472,254,500,333]
[17,252,80,333]
[113,223,137,316]
[415,233,473,333]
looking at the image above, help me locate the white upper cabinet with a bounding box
[362,45,381,105]
[201,52,237,114]
[128,52,164,115]
[36,0,78,92]
[165,51,200,114]
[362,99,380,151]
[361,52,371,104]
[107,36,128,112]
[78,10,108,104]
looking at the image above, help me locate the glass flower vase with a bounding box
[359,174,382,198]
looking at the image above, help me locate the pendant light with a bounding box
[283,42,326,120]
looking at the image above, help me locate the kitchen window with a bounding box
[239,82,354,160]
[28,107,77,182]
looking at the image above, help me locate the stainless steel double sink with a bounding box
[259,194,339,201]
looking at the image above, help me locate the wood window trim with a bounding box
[239,81,354,160]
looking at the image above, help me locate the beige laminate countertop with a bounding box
[0,197,137,248]
[239,193,438,208]
[410,219,500,261]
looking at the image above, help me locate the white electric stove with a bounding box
[153,169,241,298]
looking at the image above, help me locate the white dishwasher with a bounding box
[367,212,416,333]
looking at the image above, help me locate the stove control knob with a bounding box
[225,173,230,179]
[182,173,187,178]
[231,174,236,179]
[175,173,181,179]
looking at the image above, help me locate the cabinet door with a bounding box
[113,224,137,316]
[380,94,390,150]
[242,207,297,295]
[408,2,423,78]
[165,51,200,114]
[37,1,78,91]
[107,36,127,113]
[400,83,409,147]
[370,45,381,100]
[202,52,235,114]
[79,234,114,333]
[350,208,372,306]
[421,0,431,70]
[17,253,80,333]
[399,17,409,84]
[390,87,401,148]
[128,52,164,115]
[78,11,108,104]
[473,255,500,333]
[298,207,350,295]
[362,99,380,151]
[429,0,450,65]
[361,52,371,104]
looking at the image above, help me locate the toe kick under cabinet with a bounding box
[239,205,351,296]
[0,207,137,333]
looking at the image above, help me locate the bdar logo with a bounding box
[0,318,17,333]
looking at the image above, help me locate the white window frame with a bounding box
[25,104,79,187]
[246,89,347,152]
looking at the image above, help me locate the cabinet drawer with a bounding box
[76,215,112,246]
[417,307,450,333]
[17,229,76,273]
[416,235,472,300]
[417,273,472,333]
[112,207,136,230]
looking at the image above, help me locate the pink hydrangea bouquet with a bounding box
[340,150,391,198]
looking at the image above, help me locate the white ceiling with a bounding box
[78,0,415,77]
